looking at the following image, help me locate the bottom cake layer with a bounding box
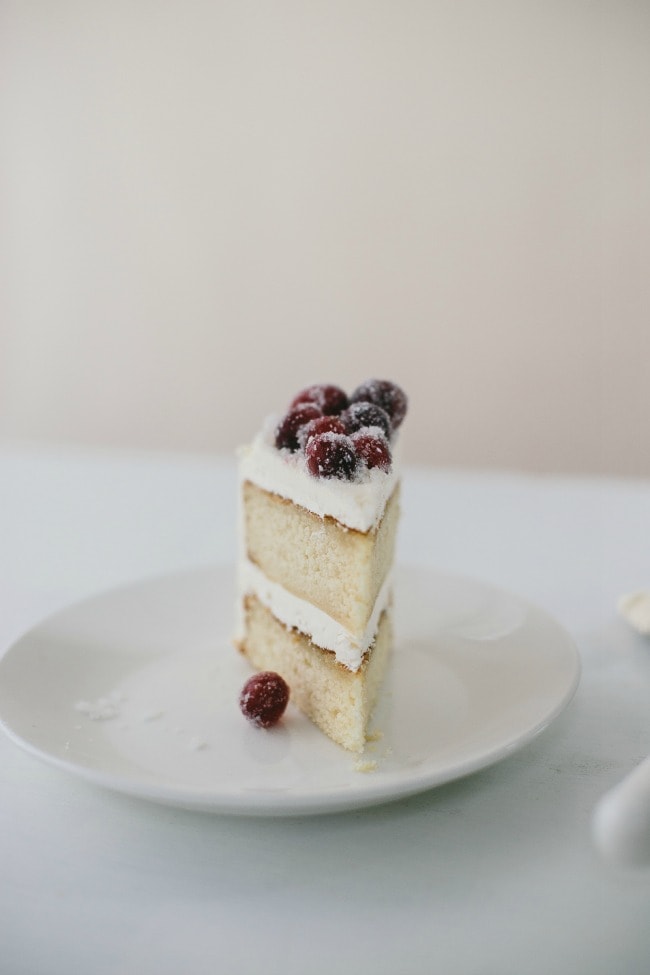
[236,594,392,753]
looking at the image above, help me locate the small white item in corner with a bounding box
[617,590,650,635]
[592,755,650,867]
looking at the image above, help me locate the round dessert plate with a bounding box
[0,566,580,816]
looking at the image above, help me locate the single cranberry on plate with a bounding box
[340,401,391,438]
[275,404,322,452]
[350,379,408,430]
[305,432,359,480]
[290,383,349,416]
[351,431,392,471]
[298,414,347,449]
[239,671,290,728]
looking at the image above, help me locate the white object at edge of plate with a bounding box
[0,565,580,816]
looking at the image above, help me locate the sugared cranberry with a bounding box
[350,379,408,430]
[298,414,347,449]
[239,671,290,728]
[275,404,322,452]
[351,431,392,471]
[340,401,391,438]
[305,432,358,480]
[290,384,349,416]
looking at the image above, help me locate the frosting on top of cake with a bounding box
[238,415,400,532]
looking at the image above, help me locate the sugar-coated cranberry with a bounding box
[350,379,408,429]
[351,431,392,471]
[290,384,349,416]
[305,432,359,480]
[239,671,290,728]
[340,401,391,438]
[298,414,347,449]
[275,404,322,452]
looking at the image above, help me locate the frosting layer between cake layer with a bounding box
[238,559,392,672]
[238,416,399,532]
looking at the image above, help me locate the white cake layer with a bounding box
[238,559,392,672]
[238,415,400,532]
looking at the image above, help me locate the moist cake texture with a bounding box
[235,380,407,751]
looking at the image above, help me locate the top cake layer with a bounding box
[239,379,407,533]
[238,416,400,532]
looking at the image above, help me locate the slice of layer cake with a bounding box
[234,380,407,752]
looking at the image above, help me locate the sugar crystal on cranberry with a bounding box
[305,432,359,480]
[275,404,322,452]
[298,414,347,449]
[340,401,391,438]
[350,379,408,430]
[351,431,392,471]
[290,383,348,416]
[239,671,290,728]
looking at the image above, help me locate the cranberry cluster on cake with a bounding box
[274,380,407,480]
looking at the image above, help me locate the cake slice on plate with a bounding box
[235,380,407,752]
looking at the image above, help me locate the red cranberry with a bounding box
[350,380,408,429]
[298,414,347,449]
[239,671,290,728]
[305,432,358,480]
[290,384,349,416]
[340,401,391,438]
[351,431,392,471]
[275,404,322,452]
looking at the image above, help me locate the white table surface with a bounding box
[1,443,649,975]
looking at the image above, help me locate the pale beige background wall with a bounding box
[1,1,649,473]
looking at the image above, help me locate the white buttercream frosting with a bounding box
[238,415,399,532]
[238,559,392,671]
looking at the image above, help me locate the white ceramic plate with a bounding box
[0,566,580,816]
